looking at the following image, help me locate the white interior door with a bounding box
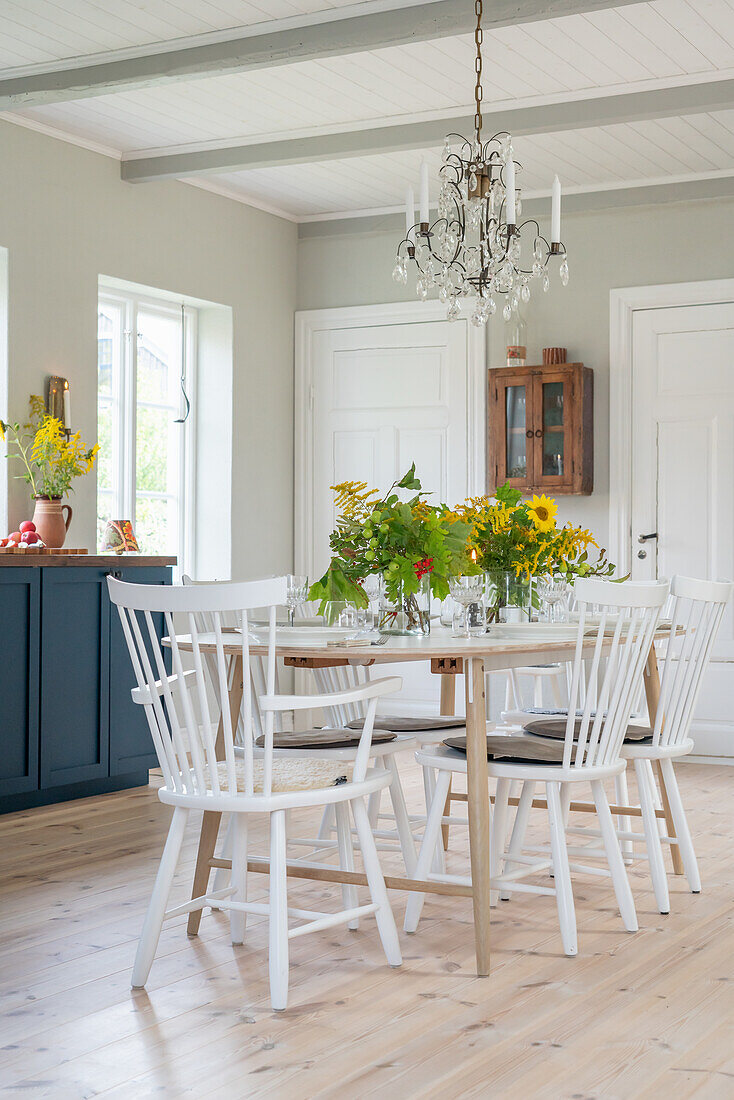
[631,301,734,757]
[298,303,484,714]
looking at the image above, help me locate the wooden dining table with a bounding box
[170,626,677,978]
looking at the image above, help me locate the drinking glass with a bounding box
[285,574,308,626]
[537,573,571,622]
[449,575,486,638]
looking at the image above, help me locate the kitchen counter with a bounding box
[0,553,176,567]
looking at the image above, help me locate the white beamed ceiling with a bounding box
[4,0,734,219]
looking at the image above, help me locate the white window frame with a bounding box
[97,288,197,574]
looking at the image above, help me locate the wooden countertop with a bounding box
[0,553,176,567]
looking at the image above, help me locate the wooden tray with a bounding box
[0,546,88,555]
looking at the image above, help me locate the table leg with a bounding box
[465,656,491,976]
[187,655,245,934]
[643,644,684,876]
[439,672,456,851]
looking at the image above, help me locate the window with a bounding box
[97,290,196,568]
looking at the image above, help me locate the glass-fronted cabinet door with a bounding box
[533,369,575,491]
[488,370,536,489]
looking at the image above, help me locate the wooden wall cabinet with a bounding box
[488,362,593,495]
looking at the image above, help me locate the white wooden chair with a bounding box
[107,575,403,1011]
[616,575,733,910]
[404,578,670,956]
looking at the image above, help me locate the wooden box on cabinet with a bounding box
[488,362,593,495]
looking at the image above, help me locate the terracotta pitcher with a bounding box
[32,497,72,549]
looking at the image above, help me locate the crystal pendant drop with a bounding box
[392,262,407,285]
[502,302,512,322]
[416,277,428,300]
[521,283,531,304]
[447,298,461,322]
[560,258,570,286]
[487,296,496,316]
[542,272,550,293]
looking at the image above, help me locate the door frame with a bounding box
[609,278,734,575]
[295,300,486,578]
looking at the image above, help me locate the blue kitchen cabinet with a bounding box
[0,559,173,813]
[0,568,41,797]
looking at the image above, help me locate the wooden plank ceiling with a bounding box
[2,0,734,221]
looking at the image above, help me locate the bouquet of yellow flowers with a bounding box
[0,395,98,499]
[455,483,614,580]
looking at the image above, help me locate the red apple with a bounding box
[9,532,21,543]
[0,538,8,547]
[21,531,40,545]
[19,520,36,534]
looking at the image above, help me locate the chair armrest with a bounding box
[261,675,402,712]
[131,668,198,705]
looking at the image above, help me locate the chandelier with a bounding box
[392,0,568,326]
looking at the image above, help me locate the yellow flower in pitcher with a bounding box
[527,493,557,533]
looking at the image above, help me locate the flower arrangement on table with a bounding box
[0,395,99,500]
[454,483,615,621]
[308,464,470,634]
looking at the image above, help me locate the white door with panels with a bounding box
[630,301,734,758]
[297,301,485,714]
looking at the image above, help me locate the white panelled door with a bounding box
[297,302,485,714]
[631,302,734,757]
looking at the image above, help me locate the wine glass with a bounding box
[537,573,571,623]
[285,574,308,626]
[449,575,485,638]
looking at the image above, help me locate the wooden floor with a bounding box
[1,757,733,1099]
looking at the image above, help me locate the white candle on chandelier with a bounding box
[405,185,415,240]
[551,175,561,244]
[505,157,516,224]
[419,159,429,224]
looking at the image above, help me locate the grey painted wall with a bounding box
[0,120,297,579]
[297,194,734,554]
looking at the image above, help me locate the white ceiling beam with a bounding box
[0,0,646,110]
[121,76,734,182]
[297,172,734,237]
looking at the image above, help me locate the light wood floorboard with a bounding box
[0,757,732,1098]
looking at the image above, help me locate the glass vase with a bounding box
[378,575,431,636]
[484,570,532,624]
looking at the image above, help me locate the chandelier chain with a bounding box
[474,0,483,143]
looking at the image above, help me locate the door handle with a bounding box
[637,532,658,543]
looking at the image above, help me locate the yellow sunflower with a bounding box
[526,493,558,533]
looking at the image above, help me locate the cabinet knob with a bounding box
[534,429,542,438]
[525,429,533,439]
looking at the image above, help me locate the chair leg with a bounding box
[211,813,233,900]
[335,801,360,929]
[490,777,511,907]
[229,815,249,945]
[133,807,188,988]
[547,782,577,956]
[614,769,634,864]
[352,797,401,966]
[367,787,382,830]
[187,810,221,936]
[659,758,701,893]
[634,759,669,914]
[500,780,535,901]
[268,809,289,1011]
[441,778,452,851]
[387,755,418,876]
[404,769,451,934]
[422,765,445,875]
[592,779,638,933]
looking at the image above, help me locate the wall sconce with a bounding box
[47,375,71,437]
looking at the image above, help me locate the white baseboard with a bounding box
[684,755,734,767]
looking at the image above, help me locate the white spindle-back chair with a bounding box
[617,575,733,910]
[405,578,670,955]
[108,575,404,1011]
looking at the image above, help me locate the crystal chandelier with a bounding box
[392,0,568,326]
